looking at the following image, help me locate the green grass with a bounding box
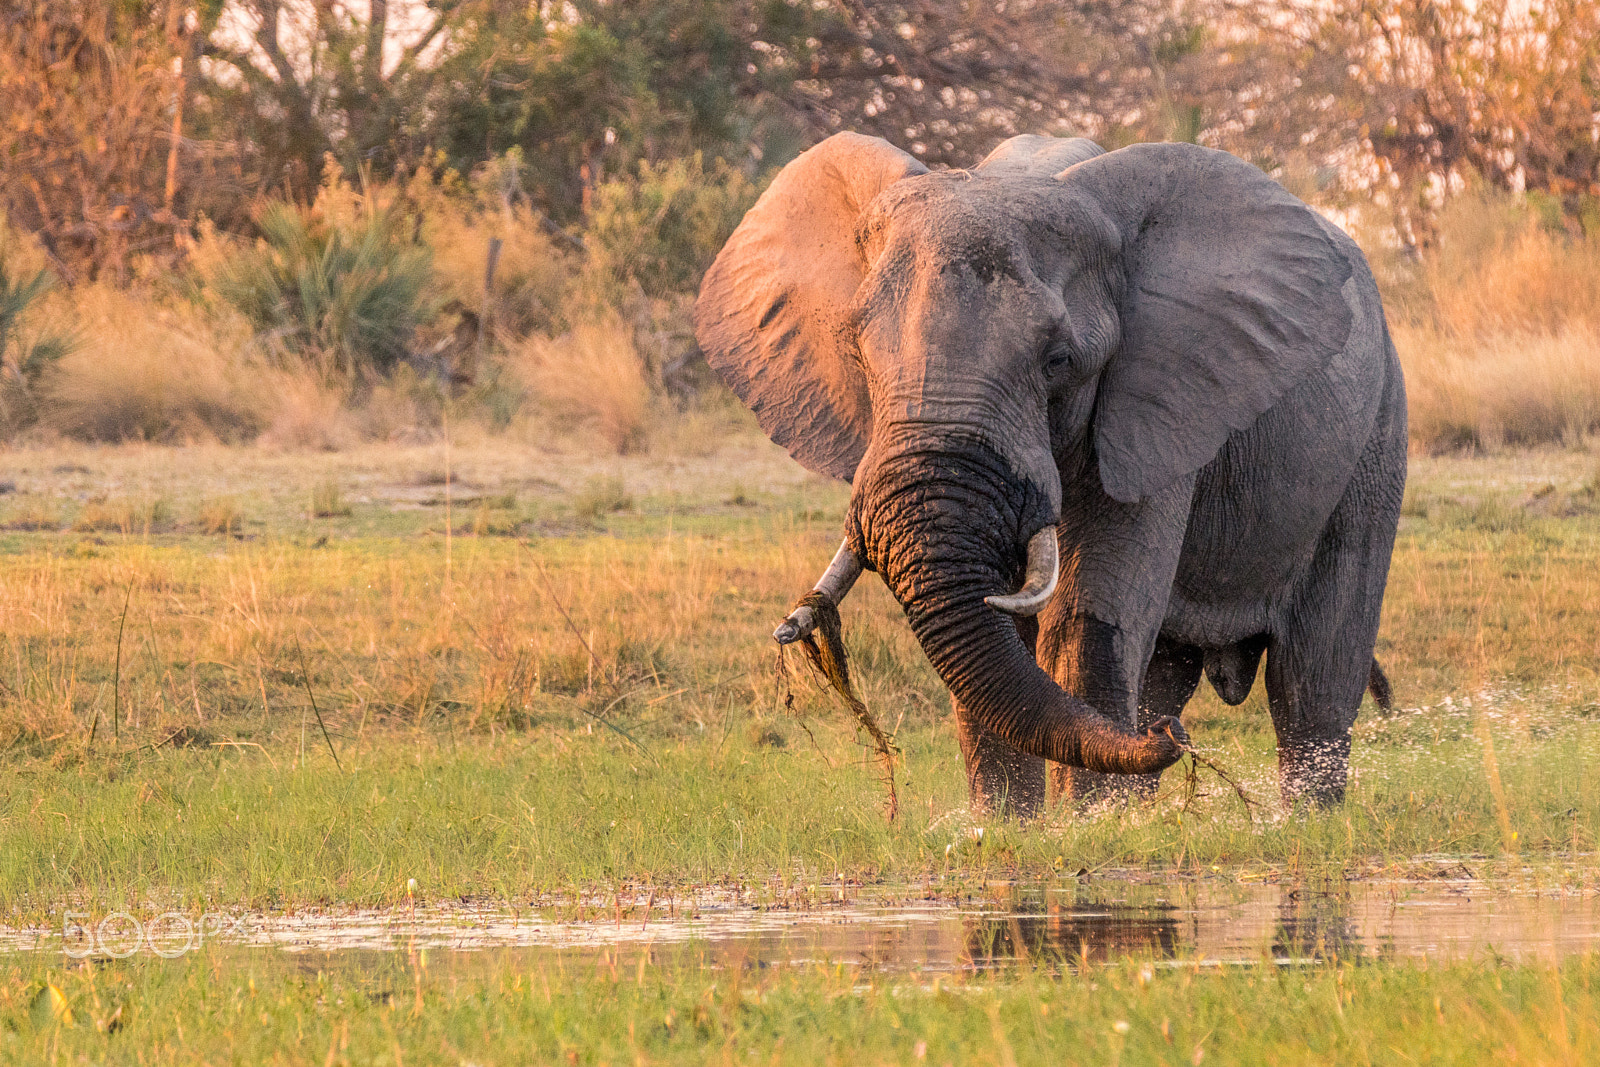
[3,438,1600,1061]
[0,440,1597,915]
[7,948,1600,1064]
[4,702,1600,915]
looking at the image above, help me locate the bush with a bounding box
[193,167,437,379]
[38,285,272,443]
[579,154,759,305]
[415,154,574,340]
[0,222,73,436]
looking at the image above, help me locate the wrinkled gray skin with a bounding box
[695,133,1406,815]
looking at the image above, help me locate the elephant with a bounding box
[694,132,1406,816]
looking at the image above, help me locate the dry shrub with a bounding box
[513,314,651,454]
[72,498,170,535]
[1373,189,1600,452]
[195,498,244,536]
[418,176,572,338]
[39,286,271,443]
[256,372,357,452]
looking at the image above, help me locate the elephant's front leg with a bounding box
[1035,476,1193,806]
[956,615,1046,819]
[1037,613,1155,804]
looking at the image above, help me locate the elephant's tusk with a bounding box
[773,540,862,644]
[985,526,1059,616]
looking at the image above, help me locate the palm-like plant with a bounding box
[205,197,436,379]
[0,249,73,433]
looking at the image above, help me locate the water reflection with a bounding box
[959,884,1181,969]
[5,877,1597,970]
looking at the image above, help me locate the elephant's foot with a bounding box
[956,702,1046,821]
[1277,735,1351,807]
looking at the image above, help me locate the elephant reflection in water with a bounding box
[1271,885,1363,962]
[959,884,1181,969]
[956,882,1368,968]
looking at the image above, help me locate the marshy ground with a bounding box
[3,434,1600,1063]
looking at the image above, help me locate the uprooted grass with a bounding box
[0,443,1597,909]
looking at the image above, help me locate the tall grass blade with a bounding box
[295,637,342,772]
[112,583,131,743]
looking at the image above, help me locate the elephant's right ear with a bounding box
[695,133,927,481]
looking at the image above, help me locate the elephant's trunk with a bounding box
[850,447,1184,776]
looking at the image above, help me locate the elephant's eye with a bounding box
[1041,331,1075,380]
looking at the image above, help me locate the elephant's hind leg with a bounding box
[1266,417,1404,806]
[956,616,1046,819]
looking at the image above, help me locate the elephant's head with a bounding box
[695,133,1353,777]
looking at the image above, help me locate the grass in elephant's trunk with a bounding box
[776,589,900,820]
[780,583,1259,823]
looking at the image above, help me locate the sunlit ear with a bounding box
[1059,144,1355,503]
[694,134,928,481]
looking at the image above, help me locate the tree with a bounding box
[1227,0,1600,243]
[0,2,195,280]
[195,0,454,196]
[428,0,1223,221]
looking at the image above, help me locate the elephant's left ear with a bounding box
[1060,143,1355,504]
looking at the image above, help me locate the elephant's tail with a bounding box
[1367,658,1393,714]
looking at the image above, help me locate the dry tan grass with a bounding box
[37,286,269,443]
[512,313,652,454]
[1368,193,1600,453]
[255,372,358,452]
[1398,324,1600,452]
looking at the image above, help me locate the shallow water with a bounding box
[9,876,1600,971]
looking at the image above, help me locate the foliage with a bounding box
[582,154,760,303]
[0,2,222,282]
[6,0,1599,281]
[0,227,74,437]
[194,0,446,200]
[410,152,574,339]
[193,171,437,379]
[1229,0,1600,241]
